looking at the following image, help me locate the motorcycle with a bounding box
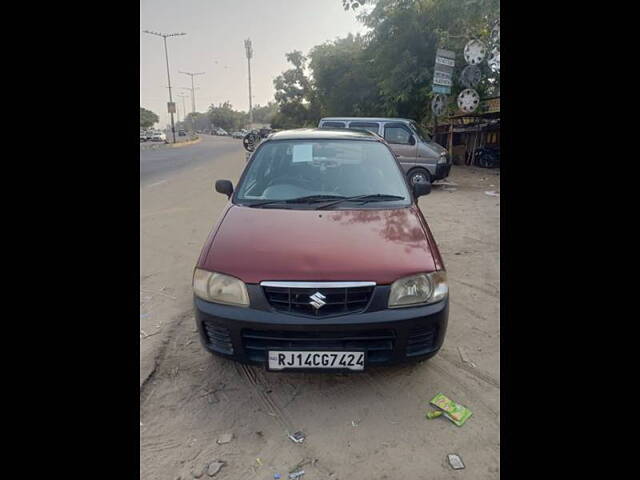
[471,145,500,168]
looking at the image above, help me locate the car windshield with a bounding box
[235,139,411,208]
[410,121,432,142]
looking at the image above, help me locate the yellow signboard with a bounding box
[480,97,500,113]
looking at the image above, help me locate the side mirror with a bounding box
[215,180,234,199]
[413,181,431,198]
[408,135,416,146]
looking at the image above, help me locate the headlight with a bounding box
[438,153,448,164]
[388,271,448,308]
[192,269,250,307]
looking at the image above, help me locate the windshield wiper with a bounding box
[315,194,406,210]
[247,194,347,208]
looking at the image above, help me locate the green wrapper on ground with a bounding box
[430,393,473,426]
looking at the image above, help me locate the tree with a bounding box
[251,102,278,125]
[140,107,159,128]
[206,102,248,132]
[355,0,500,122]
[183,112,211,132]
[272,51,321,128]
[270,1,499,128]
[309,34,382,117]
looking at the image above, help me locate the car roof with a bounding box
[320,117,415,123]
[268,128,380,141]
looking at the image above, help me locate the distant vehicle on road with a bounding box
[318,117,451,186]
[151,131,167,142]
[140,131,147,142]
[232,131,244,139]
[216,128,229,136]
[178,129,186,136]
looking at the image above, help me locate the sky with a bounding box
[140,0,368,128]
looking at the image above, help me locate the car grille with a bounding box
[262,285,375,317]
[405,326,437,356]
[241,329,396,363]
[202,322,234,354]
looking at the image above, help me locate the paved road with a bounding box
[139,134,244,185]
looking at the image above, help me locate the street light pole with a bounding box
[244,39,253,126]
[178,86,200,133]
[143,30,186,144]
[177,93,189,130]
[179,71,205,133]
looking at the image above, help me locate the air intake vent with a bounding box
[406,326,437,356]
[203,321,234,354]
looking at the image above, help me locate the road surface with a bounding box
[140,134,243,185]
[140,136,500,479]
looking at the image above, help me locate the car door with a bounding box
[383,123,417,173]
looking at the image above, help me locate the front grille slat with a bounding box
[263,284,374,317]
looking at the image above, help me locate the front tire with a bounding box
[408,168,432,187]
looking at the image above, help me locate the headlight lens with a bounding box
[438,153,448,164]
[388,271,448,308]
[193,269,250,307]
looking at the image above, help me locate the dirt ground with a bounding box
[140,138,500,479]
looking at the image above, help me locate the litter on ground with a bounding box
[457,346,477,367]
[288,431,306,444]
[484,190,500,196]
[217,433,233,445]
[448,454,465,470]
[207,460,225,476]
[430,393,473,427]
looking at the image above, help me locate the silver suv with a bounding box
[318,117,451,185]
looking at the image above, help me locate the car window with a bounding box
[236,139,410,205]
[384,125,412,145]
[322,121,346,128]
[348,122,379,134]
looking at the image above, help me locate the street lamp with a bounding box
[244,39,253,125]
[179,71,205,113]
[177,92,189,131]
[142,30,186,143]
[178,86,200,133]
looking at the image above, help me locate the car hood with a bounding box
[427,141,447,155]
[199,205,437,284]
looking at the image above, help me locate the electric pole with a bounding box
[178,86,200,133]
[177,92,189,130]
[179,71,205,113]
[244,38,253,126]
[143,30,186,144]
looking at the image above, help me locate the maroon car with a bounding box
[193,128,448,371]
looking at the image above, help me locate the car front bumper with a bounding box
[194,287,448,370]
[435,162,452,179]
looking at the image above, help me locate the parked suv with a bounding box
[193,128,448,371]
[318,117,451,186]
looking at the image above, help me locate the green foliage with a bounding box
[272,0,499,128]
[272,51,321,128]
[309,34,382,117]
[251,102,278,124]
[140,107,159,128]
[206,102,248,132]
[183,112,211,132]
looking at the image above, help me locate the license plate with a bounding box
[267,351,365,371]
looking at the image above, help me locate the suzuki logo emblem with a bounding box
[309,291,326,309]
